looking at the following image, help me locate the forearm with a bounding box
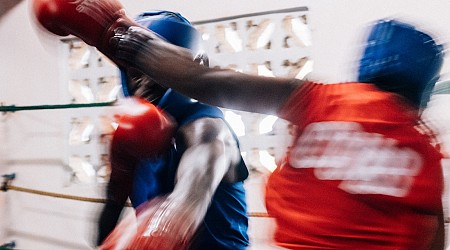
[97,200,123,245]
[166,66,301,115]
[97,177,130,245]
[170,140,229,235]
[113,26,301,115]
[97,153,136,245]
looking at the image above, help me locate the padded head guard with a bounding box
[134,11,201,53]
[121,10,202,97]
[358,19,444,108]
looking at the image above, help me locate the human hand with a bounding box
[99,195,196,250]
[130,195,198,250]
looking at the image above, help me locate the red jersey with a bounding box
[266,82,443,250]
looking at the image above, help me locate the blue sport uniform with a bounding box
[130,89,250,250]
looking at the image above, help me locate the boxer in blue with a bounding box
[97,11,249,250]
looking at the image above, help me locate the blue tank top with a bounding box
[130,89,249,249]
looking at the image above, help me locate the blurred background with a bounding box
[0,0,449,249]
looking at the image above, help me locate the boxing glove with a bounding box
[32,0,139,67]
[112,97,176,159]
[106,97,175,206]
[99,196,188,250]
[99,98,174,247]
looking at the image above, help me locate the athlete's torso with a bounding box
[267,82,443,249]
[131,89,249,249]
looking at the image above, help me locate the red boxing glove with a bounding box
[32,0,139,66]
[112,97,176,159]
[102,97,176,236]
[99,196,188,250]
[106,98,175,205]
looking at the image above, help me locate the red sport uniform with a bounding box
[266,19,445,250]
[266,82,444,249]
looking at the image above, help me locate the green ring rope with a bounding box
[0,100,117,113]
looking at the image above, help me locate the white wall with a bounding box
[1,0,450,249]
[2,0,450,105]
[307,0,450,82]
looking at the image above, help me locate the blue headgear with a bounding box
[121,11,202,97]
[358,19,444,108]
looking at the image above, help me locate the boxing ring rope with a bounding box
[0,82,448,219]
[0,90,446,220]
[0,173,270,218]
[0,100,117,113]
[5,172,450,221]
[0,100,273,219]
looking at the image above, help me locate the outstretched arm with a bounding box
[111,26,302,115]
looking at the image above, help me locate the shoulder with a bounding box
[159,89,224,125]
[180,117,228,140]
